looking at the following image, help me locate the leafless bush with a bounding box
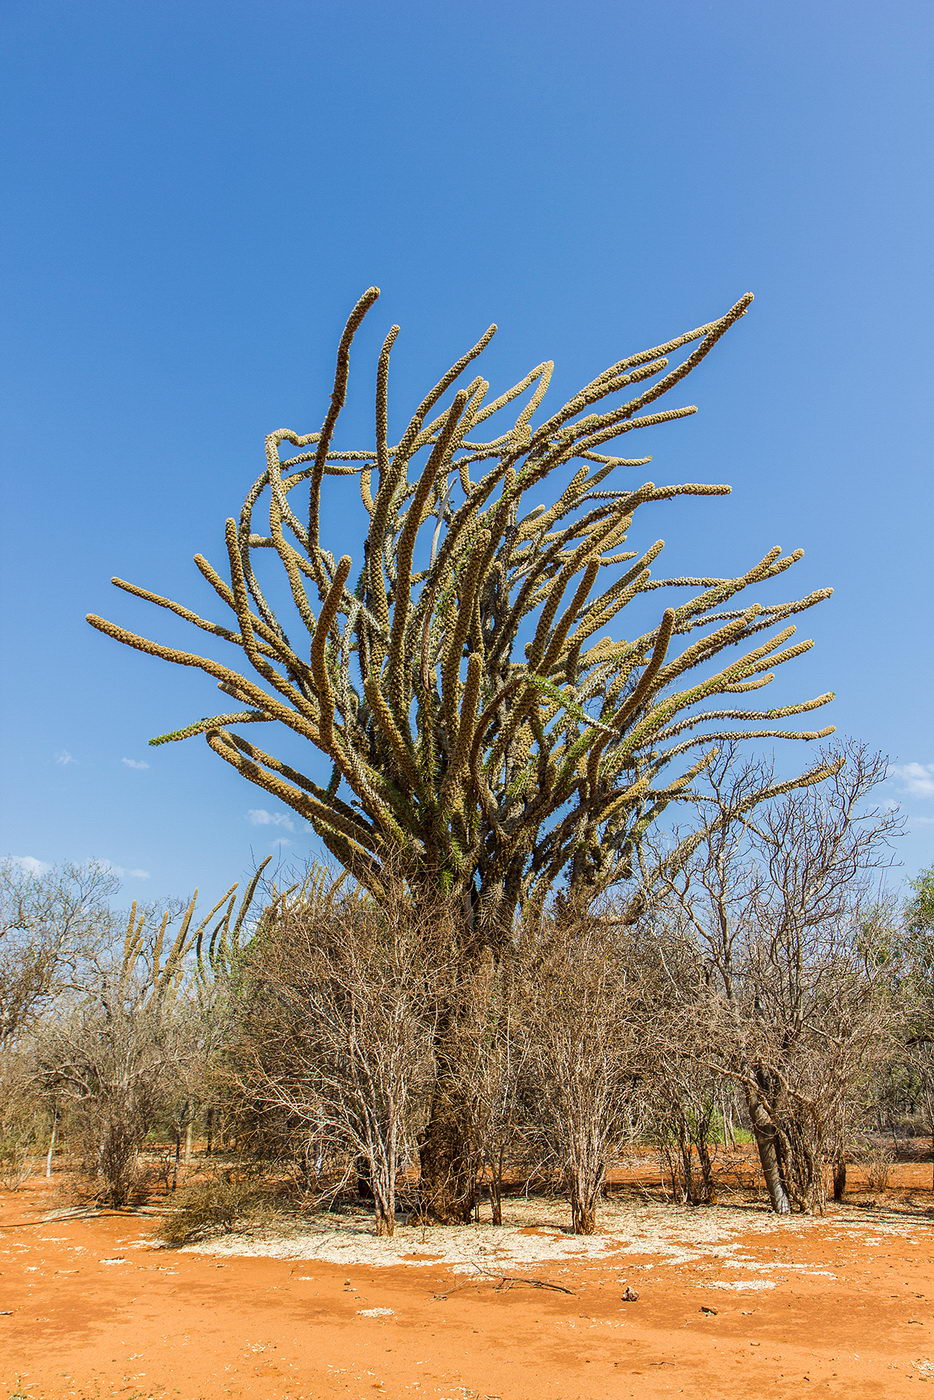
[466,959,536,1224]
[228,879,446,1235]
[41,995,194,1206]
[864,1150,893,1196]
[520,900,654,1234]
[650,1059,723,1205]
[0,1053,45,1189]
[37,900,201,1207]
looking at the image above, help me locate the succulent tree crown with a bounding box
[88,289,834,927]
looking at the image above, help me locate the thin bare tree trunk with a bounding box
[372,1164,396,1236]
[747,1092,791,1214]
[570,1178,598,1235]
[374,1203,395,1237]
[489,1154,504,1226]
[697,1137,717,1204]
[721,1090,735,1148]
[45,1111,58,1179]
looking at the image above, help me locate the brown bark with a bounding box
[747,1091,792,1214]
[697,1137,718,1204]
[570,1187,597,1235]
[832,1157,847,1201]
[417,933,492,1224]
[418,1074,478,1224]
[374,1202,395,1236]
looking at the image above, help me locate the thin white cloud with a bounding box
[54,750,76,767]
[95,860,151,881]
[247,808,295,832]
[10,856,51,878]
[913,815,934,827]
[121,757,150,771]
[891,762,934,800]
[272,837,293,848]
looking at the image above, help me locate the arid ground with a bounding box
[1,1160,931,1400]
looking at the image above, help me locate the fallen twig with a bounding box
[473,1267,575,1295]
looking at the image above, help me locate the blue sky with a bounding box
[2,0,932,903]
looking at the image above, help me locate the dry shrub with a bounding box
[0,1120,34,1191]
[0,1055,44,1190]
[864,1151,893,1196]
[158,1170,281,1246]
[520,900,654,1234]
[227,876,445,1236]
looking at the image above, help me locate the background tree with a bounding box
[898,864,934,1185]
[647,744,900,1213]
[38,881,260,1206]
[0,860,117,1052]
[0,861,119,1186]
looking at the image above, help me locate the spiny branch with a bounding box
[88,288,835,927]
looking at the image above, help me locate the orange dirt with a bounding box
[0,1169,931,1400]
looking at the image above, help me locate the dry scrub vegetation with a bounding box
[1,767,931,1247]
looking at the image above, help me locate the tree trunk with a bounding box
[45,1111,58,1179]
[372,1167,396,1236]
[418,947,492,1224]
[418,1072,478,1224]
[832,1157,847,1201]
[570,1179,598,1235]
[721,1090,735,1148]
[676,1126,695,1203]
[489,1154,504,1226]
[697,1136,717,1204]
[374,1202,395,1236]
[355,1155,375,1202]
[747,1091,791,1214]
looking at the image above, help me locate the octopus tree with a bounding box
[88,288,835,1219]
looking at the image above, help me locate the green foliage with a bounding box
[907,864,934,933]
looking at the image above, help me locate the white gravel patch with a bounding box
[178,1197,903,1274]
[183,1216,613,1271]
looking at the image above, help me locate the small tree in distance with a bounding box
[38,879,262,1206]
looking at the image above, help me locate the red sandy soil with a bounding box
[0,1168,931,1400]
